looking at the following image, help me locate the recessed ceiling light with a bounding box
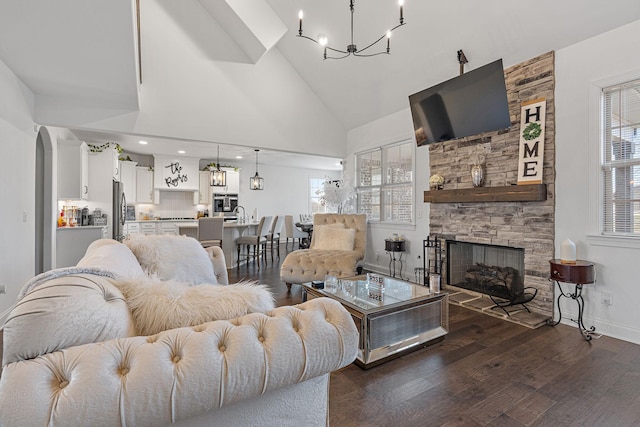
[236,155,243,159]
[139,140,148,145]
[178,150,186,154]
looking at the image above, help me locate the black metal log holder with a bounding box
[421,236,443,286]
[488,286,538,316]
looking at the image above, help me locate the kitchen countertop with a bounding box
[57,225,107,230]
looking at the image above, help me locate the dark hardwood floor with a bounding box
[232,246,640,426]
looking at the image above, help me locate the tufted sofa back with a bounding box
[310,214,367,259]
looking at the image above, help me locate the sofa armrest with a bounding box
[0,297,357,427]
[203,245,229,285]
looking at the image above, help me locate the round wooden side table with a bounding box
[385,239,406,279]
[547,259,596,341]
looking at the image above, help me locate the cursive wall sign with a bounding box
[153,155,199,190]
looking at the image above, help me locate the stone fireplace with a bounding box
[426,52,555,318]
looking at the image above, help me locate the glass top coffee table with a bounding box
[302,274,448,369]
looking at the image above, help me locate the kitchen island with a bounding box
[176,221,258,269]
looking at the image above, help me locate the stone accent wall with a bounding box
[428,51,555,316]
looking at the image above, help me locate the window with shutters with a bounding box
[601,79,640,235]
[356,140,414,224]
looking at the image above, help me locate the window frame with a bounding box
[355,139,415,225]
[587,71,640,248]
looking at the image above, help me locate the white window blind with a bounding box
[356,140,414,224]
[602,79,640,235]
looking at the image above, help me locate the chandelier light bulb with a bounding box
[319,35,328,46]
[298,10,304,35]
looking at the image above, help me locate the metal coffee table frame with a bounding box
[303,275,449,369]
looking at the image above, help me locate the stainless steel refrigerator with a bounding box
[112,179,127,241]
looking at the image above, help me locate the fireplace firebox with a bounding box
[446,240,537,314]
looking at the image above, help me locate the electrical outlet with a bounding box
[601,291,613,306]
[0,283,6,294]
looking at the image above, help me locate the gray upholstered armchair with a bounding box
[280,213,367,289]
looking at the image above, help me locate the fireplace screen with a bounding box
[446,240,527,304]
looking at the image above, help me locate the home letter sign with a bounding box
[517,98,546,185]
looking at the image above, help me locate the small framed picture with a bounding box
[125,205,136,221]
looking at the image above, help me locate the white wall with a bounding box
[35,0,347,160]
[0,58,36,320]
[555,19,640,343]
[232,160,340,222]
[346,109,431,282]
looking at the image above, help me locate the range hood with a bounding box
[153,155,199,191]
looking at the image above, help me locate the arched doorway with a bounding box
[35,126,54,274]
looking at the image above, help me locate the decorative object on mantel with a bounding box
[429,174,445,190]
[517,98,546,185]
[560,238,577,264]
[470,154,485,187]
[210,145,226,187]
[250,149,264,190]
[297,0,406,60]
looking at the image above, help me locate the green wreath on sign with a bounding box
[522,122,542,141]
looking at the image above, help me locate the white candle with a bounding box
[560,238,576,264]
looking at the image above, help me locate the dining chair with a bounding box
[266,215,285,262]
[197,217,224,248]
[236,216,273,269]
[283,215,307,251]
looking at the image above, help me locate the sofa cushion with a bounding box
[2,274,135,365]
[312,225,356,251]
[112,278,275,335]
[76,239,146,279]
[124,234,217,285]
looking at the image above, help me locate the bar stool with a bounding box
[236,216,272,269]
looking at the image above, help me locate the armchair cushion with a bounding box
[76,239,146,280]
[125,235,217,285]
[312,225,356,251]
[2,274,135,365]
[113,278,275,335]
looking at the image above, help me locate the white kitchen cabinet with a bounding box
[211,168,240,195]
[139,222,157,235]
[225,168,240,194]
[123,222,140,237]
[57,140,89,200]
[119,161,137,204]
[136,167,154,204]
[197,171,211,204]
[159,222,178,235]
[110,147,120,181]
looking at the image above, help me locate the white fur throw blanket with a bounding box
[111,278,275,335]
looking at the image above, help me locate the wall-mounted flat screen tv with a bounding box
[409,59,511,146]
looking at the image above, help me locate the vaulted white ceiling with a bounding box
[1,0,640,163]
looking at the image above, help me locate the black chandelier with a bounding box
[250,149,264,190]
[297,0,406,60]
[210,145,226,187]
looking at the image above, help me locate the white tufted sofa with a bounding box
[280,214,367,289]
[0,238,358,427]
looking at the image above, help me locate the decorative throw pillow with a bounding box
[312,225,356,251]
[112,278,275,335]
[124,234,217,285]
[77,239,146,280]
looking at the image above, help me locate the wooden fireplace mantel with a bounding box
[424,184,547,204]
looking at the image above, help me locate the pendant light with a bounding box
[250,149,264,190]
[210,145,226,187]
